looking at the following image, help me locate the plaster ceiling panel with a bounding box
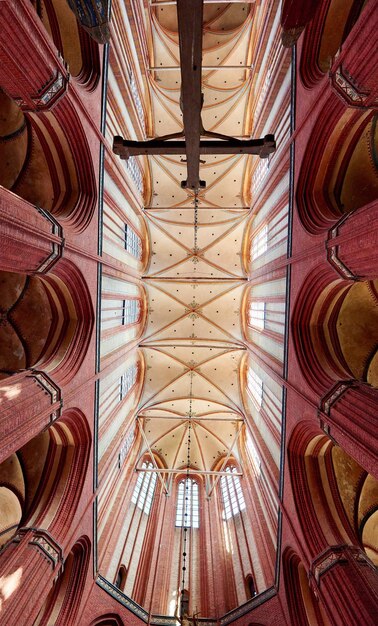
[149,398,234,417]
[191,372,236,409]
[152,2,178,32]
[144,287,188,338]
[152,345,231,367]
[142,416,186,443]
[203,87,250,136]
[144,208,246,225]
[149,256,237,279]
[203,3,252,32]
[151,69,181,91]
[143,280,223,307]
[140,349,187,403]
[201,222,248,277]
[198,350,244,407]
[148,157,187,205]
[201,283,246,341]
[144,221,189,274]
[199,156,247,208]
[202,80,247,110]
[146,370,192,407]
[143,312,240,345]
[149,90,182,136]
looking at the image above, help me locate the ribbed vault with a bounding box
[135,0,259,497]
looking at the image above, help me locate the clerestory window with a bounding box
[248,301,266,330]
[131,461,157,514]
[220,466,246,520]
[119,365,137,401]
[251,224,268,260]
[121,298,140,325]
[247,370,263,408]
[175,478,199,529]
[124,223,142,259]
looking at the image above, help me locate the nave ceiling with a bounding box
[133,0,266,489]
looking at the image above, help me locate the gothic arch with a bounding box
[288,422,378,562]
[0,90,97,232]
[89,616,124,626]
[292,268,378,395]
[33,535,91,625]
[31,0,100,91]
[0,408,91,549]
[0,260,94,385]
[300,0,366,88]
[296,103,377,234]
[282,548,328,626]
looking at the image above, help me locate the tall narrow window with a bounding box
[220,466,246,520]
[121,299,140,325]
[131,461,157,514]
[115,566,127,591]
[248,301,265,330]
[118,428,135,468]
[247,370,263,407]
[246,429,261,476]
[125,157,144,196]
[124,223,142,259]
[251,224,268,260]
[175,478,199,528]
[245,574,256,598]
[119,365,137,401]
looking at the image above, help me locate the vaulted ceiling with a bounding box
[136,1,260,489]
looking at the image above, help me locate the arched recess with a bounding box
[31,0,100,91]
[89,616,124,626]
[0,90,97,232]
[0,408,91,549]
[282,548,330,626]
[296,106,377,234]
[300,0,366,88]
[33,536,91,625]
[0,260,94,385]
[288,422,378,562]
[292,269,378,395]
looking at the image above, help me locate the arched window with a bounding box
[248,301,266,330]
[245,574,256,599]
[247,370,263,407]
[119,364,137,401]
[175,478,199,528]
[131,461,157,514]
[124,222,142,259]
[220,466,246,520]
[115,565,127,591]
[251,224,268,260]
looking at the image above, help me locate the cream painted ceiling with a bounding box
[136,1,259,493]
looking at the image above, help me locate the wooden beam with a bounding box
[176,0,204,190]
[113,136,276,159]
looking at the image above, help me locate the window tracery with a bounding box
[220,466,246,520]
[124,222,142,259]
[175,478,199,529]
[131,461,157,514]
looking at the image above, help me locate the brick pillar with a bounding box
[0,370,62,464]
[0,187,64,274]
[0,528,64,625]
[0,0,69,111]
[330,0,378,108]
[320,382,378,479]
[326,201,378,281]
[310,545,378,626]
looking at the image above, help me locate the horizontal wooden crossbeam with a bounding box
[113,135,276,160]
